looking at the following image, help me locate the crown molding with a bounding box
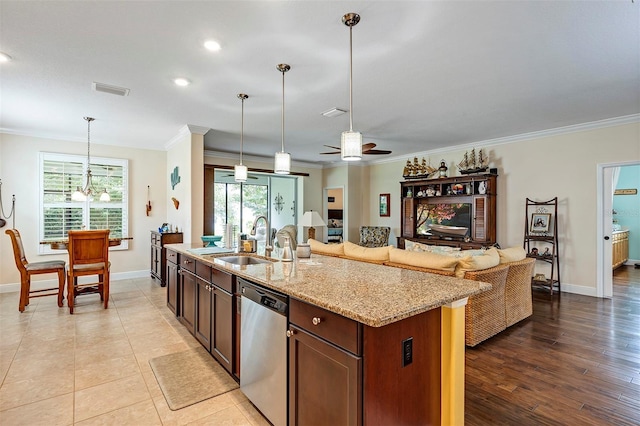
[366,114,640,166]
[164,124,211,150]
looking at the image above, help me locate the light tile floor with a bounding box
[0,277,270,426]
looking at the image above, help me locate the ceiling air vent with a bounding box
[321,107,347,118]
[92,82,130,97]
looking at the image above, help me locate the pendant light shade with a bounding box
[235,94,249,183]
[274,63,291,175]
[72,117,111,202]
[341,12,362,162]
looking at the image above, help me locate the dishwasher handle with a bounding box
[239,279,288,315]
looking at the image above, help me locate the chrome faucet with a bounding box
[250,215,273,257]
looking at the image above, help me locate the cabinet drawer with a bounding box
[211,268,233,293]
[151,232,159,245]
[290,298,361,355]
[196,261,211,281]
[166,249,178,265]
[181,255,196,273]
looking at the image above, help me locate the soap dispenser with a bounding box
[281,236,293,262]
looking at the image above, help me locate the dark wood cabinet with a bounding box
[195,276,212,351]
[211,286,233,373]
[288,298,441,426]
[399,174,497,249]
[289,325,362,426]
[178,254,235,376]
[150,231,183,286]
[179,270,196,334]
[166,249,179,315]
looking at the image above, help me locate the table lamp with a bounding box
[299,210,326,241]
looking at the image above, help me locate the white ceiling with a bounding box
[1,1,639,165]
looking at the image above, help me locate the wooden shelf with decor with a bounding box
[397,173,497,250]
[523,197,560,294]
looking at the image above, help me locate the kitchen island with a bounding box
[166,243,490,425]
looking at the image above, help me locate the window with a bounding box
[39,152,128,253]
[213,181,268,235]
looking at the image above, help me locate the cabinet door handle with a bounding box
[183,260,192,265]
[286,329,295,337]
[312,317,322,326]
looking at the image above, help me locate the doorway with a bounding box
[323,187,345,243]
[597,160,640,298]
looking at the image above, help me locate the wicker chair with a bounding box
[504,258,535,327]
[463,263,509,347]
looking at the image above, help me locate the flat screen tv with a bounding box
[416,203,472,238]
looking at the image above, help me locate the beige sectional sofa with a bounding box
[308,239,535,346]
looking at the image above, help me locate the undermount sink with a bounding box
[216,255,274,266]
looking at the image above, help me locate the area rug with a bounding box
[149,346,239,410]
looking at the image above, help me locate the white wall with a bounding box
[366,122,640,295]
[0,133,167,288]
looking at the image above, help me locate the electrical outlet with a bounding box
[402,337,413,367]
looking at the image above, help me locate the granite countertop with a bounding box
[166,242,491,328]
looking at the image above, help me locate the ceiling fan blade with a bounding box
[363,149,392,155]
[320,151,341,155]
[362,142,377,150]
[323,144,342,150]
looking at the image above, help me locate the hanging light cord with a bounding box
[281,68,285,152]
[240,96,245,165]
[86,117,92,175]
[348,22,354,132]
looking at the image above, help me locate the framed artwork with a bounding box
[379,193,390,217]
[530,213,551,233]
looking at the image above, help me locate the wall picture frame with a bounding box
[530,213,551,233]
[379,193,390,217]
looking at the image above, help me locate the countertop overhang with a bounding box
[167,243,491,327]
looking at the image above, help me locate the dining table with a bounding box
[40,236,133,250]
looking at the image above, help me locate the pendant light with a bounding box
[234,94,249,182]
[341,12,362,162]
[274,63,291,174]
[72,117,110,202]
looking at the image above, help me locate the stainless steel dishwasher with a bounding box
[239,278,288,426]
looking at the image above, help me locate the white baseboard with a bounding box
[0,270,151,294]
[559,282,598,297]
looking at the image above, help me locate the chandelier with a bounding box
[72,117,110,202]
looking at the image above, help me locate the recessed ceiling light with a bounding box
[204,40,221,52]
[174,78,191,87]
[321,107,347,118]
[0,52,12,63]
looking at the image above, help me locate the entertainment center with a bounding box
[398,173,497,249]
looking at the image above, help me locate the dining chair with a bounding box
[5,228,66,312]
[66,229,110,314]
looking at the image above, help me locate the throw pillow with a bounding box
[308,239,345,256]
[343,241,390,262]
[454,247,500,277]
[497,246,527,263]
[405,240,461,253]
[389,247,459,272]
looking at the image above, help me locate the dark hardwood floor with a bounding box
[465,265,640,425]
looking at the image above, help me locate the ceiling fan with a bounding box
[320,143,392,156]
